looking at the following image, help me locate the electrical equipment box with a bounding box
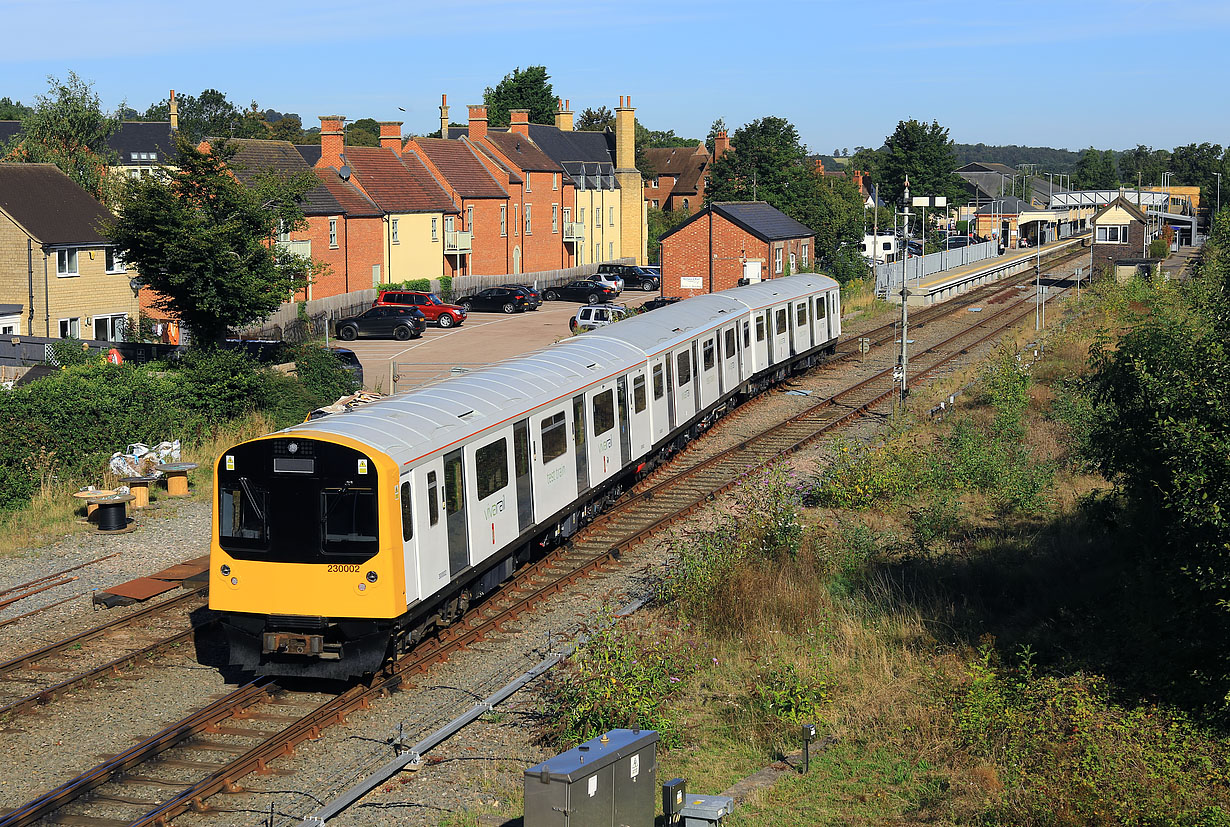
[524,728,659,827]
[677,793,735,826]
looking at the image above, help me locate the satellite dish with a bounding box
[339,165,351,181]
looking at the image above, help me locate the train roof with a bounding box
[278,274,839,468]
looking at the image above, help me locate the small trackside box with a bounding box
[678,793,734,826]
[523,728,659,827]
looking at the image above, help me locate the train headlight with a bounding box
[220,564,231,576]
[288,442,299,454]
[366,571,378,583]
[230,577,238,585]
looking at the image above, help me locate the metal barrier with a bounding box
[875,241,998,296]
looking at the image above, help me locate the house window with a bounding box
[1096,224,1129,243]
[596,208,601,227]
[105,248,126,274]
[579,207,586,224]
[94,313,127,342]
[500,205,507,237]
[466,205,474,232]
[514,205,519,236]
[56,249,78,277]
[652,199,659,209]
[609,242,614,259]
[563,207,571,223]
[277,220,290,243]
[391,218,399,244]
[329,218,338,248]
[431,218,438,241]
[58,317,81,339]
[802,244,809,266]
[789,252,796,272]
[553,173,559,190]
[445,216,455,233]
[525,173,531,192]
[651,176,660,188]
[775,246,783,274]
[682,198,689,211]
[609,207,615,226]
[552,204,559,233]
[525,205,532,235]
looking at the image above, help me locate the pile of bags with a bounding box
[108,441,181,479]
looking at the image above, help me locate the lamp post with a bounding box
[1216,172,1222,215]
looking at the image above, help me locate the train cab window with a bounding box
[797,303,807,326]
[775,308,788,335]
[219,485,268,550]
[815,295,827,319]
[676,350,691,385]
[755,316,766,342]
[593,389,615,435]
[633,374,647,413]
[725,328,736,359]
[541,411,568,462]
[702,339,715,371]
[400,481,413,541]
[321,487,378,555]
[652,364,665,400]
[427,471,439,526]
[476,439,509,500]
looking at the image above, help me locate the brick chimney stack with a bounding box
[509,109,530,136]
[439,94,449,139]
[615,95,635,170]
[713,130,730,160]
[319,116,346,166]
[169,90,179,132]
[468,105,488,142]
[555,98,573,132]
[378,122,403,152]
[814,157,825,175]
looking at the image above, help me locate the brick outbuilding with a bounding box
[658,201,814,297]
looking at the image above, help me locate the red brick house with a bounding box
[659,201,814,297]
[643,131,729,216]
[311,165,384,296]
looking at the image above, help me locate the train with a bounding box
[209,274,842,679]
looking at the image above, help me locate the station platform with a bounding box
[895,233,1089,306]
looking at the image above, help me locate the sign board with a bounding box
[680,276,703,290]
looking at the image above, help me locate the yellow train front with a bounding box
[209,433,405,680]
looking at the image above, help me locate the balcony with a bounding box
[444,230,472,254]
[563,222,585,242]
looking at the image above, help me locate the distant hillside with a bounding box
[954,143,1082,174]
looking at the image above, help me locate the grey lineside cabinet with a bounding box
[524,729,660,827]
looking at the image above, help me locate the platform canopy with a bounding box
[1050,190,1168,209]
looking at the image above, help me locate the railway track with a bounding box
[1,260,1079,826]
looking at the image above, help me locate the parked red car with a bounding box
[373,290,467,328]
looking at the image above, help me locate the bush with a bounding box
[1149,238,1171,258]
[746,661,830,730]
[294,345,359,404]
[49,336,94,367]
[174,349,265,422]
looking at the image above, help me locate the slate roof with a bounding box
[0,303,22,315]
[525,125,616,165]
[224,138,343,216]
[957,162,1015,175]
[0,163,115,245]
[644,145,708,195]
[341,146,457,214]
[412,138,509,199]
[296,144,322,166]
[659,201,814,244]
[1092,195,1148,224]
[0,121,20,146]
[109,121,177,165]
[484,132,562,173]
[312,167,383,217]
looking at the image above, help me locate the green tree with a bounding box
[0,96,32,119]
[874,119,965,205]
[1072,147,1118,189]
[576,106,613,132]
[1118,144,1170,187]
[268,114,303,143]
[648,207,690,264]
[5,72,120,202]
[483,66,556,128]
[106,134,316,345]
[345,117,380,147]
[1170,142,1229,212]
[143,89,248,143]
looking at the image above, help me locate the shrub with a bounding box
[174,349,264,422]
[49,336,94,367]
[1149,238,1171,258]
[439,275,453,302]
[294,345,359,404]
[746,660,830,730]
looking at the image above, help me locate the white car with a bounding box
[569,303,630,332]
[591,272,624,294]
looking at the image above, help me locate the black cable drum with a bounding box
[93,495,133,531]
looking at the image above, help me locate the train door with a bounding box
[691,341,702,412]
[411,460,450,601]
[761,311,773,368]
[829,290,842,338]
[699,334,719,409]
[742,319,753,382]
[771,304,790,365]
[815,293,829,343]
[665,357,676,431]
[629,369,651,457]
[513,419,533,534]
[398,475,420,605]
[722,325,740,392]
[673,345,696,423]
[794,300,812,353]
[649,359,669,444]
[532,406,575,519]
[467,430,517,566]
[616,376,632,466]
[589,384,621,485]
[572,394,589,495]
[443,449,469,576]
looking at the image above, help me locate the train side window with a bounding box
[633,373,647,413]
[676,350,691,385]
[593,389,615,435]
[743,320,750,348]
[797,303,807,326]
[702,339,715,371]
[816,295,827,319]
[652,364,665,400]
[476,439,509,500]
[775,308,787,335]
[724,328,736,358]
[755,316,766,342]
[427,471,439,526]
[400,481,413,541]
[540,411,567,463]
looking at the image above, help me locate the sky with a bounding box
[2,0,1227,154]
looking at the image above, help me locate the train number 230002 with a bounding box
[326,564,362,573]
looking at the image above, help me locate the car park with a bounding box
[454,287,531,314]
[595,262,660,292]
[499,284,542,311]
[334,306,427,341]
[542,279,619,304]
[329,346,364,386]
[569,303,631,332]
[373,290,467,328]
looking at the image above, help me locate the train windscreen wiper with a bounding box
[238,476,265,523]
[320,481,354,524]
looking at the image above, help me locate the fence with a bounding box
[447,259,632,298]
[0,335,181,370]
[241,298,373,345]
[874,241,997,295]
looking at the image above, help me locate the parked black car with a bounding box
[334,306,427,341]
[454,287,531,314]
[640,295,681,312]
[542,279,619,304]
[596,263,659,291]
[329,346,365,386]
[499,284,542,311]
